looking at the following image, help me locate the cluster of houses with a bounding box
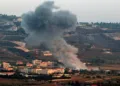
[0,17,22,32]
[0,59,65,76]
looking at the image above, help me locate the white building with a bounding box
[32,59,42,65]
[19,67,65,75]
[2,62,11,70]
[42,51,52,57]
[8,26,18,31]
[40,61,54,68]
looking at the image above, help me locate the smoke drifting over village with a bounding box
[21,1,87,69]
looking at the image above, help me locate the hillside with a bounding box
[0,14,32,62]
[0,14,57,62]
[65,24,120,65]
[0,14,120,65]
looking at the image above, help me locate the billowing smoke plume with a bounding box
[21,1,87,69]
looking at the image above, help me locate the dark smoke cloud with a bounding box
[22,1,76,32]
[21,1,87,69]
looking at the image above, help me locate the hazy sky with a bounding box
[0,0,120,22]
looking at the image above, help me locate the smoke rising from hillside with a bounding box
[21,1,87,69]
